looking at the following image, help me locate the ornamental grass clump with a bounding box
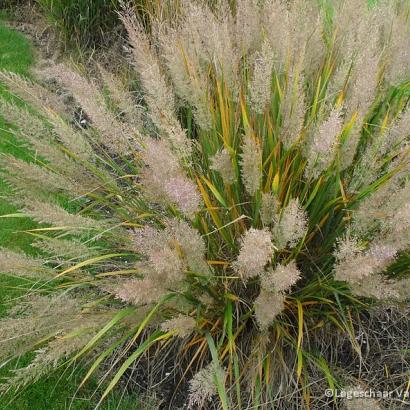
[0,0,409,408]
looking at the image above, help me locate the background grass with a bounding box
[0,18,146,410]
[36,0,121,50]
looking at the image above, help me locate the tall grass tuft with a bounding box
[35,0,181,51]
[36,0,121,50]
[0,0,409,408]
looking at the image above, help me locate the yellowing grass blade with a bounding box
[24,227,72,232]
[297,300,304,351]
[207,260,229,266]
[272,171,280,194]
[297,349,303,380]
[197,177,222,227]
[296,300,304,380]
[216,80,231,145]
[55,253,129,278]
[240,94,250,131]
[197,176,232,245]
[202,176,228,208]
[0,213,28,218]
[95,269,139,278]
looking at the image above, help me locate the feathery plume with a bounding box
[148,246,185,283]
[265,1,323,76]
[33,238,97,262]
[133,220,208,277]
[333,0,369,63]
[161,314,196,338]
[289,1,317,66]
[46,112,94,160]
[43,64,137,155]
[240,134,262,196]
[181,1,238,90]
[306,107,344,178]
[132,226,185,286]
[385,11,410,85]
[382,108,410,155]
[261,0,290,72]
[158,23,212,131]
[280,68,305,149]
[384,201,410,252]
[392,277,410,301]
[132,225,166,257]
[260,192,278,226]
[350,108,410,190]
[210,148,236,185]
[327,59,351,99]
[334,235,362,263]
[141,139,201,218]
[235,0,261,55]
[164,175,201,218]
[114,277,168,306]
[249,40,274,114]
[98,64,143,129]
[276,198,307,248]
[0,248,52,279]
[132,220,208,290]
[261,262,301,293]
[302,3,326,76]
[350,274,400,301]
[166,219,209,276]
[341,30,380,169]
[331,1,378,110]
[0,101,98,193]
[21,199,105,234]
[0,71,66,117]
[0,101,75,166]
[157,0,239,104]
[366,243,397,271]
[334,236,397,284]
[188,363,225,409]
[0,155,59,191]
[233,228,274,280]
[142,138,181,179]
[121,8,191,158]
[0,99,49,141]
[352,179,409,247]
[254,290,285,330]
[0,304,108,392]
[2,332,94,391]
[0,156,80,196]
[351,186,392,237]
[0,295,84,361]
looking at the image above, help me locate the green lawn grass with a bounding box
[0,19,145,410]
[0,19,38,323]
